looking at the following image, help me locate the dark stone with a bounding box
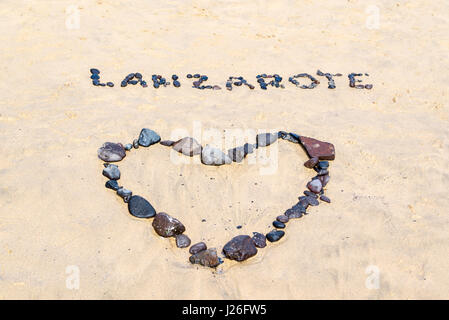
[307,179,323,194]
[222,235,258,262]
[172,137,202,156]
[175,234,191,248]
[306,196,319,206]
[256,133,278,147]
[105,180,119,191]
[138,128,161,147]
[228,143,254,163]
[160,140,175,146]
[266,230,285,242]
[285,206,304,219]
[303,190,318,198]
[97,142,126,162]
[273,221,286,228]
[318,174,330,187]
[124,143,132,151]
[201,145,231,165]
[236,225,242,229]
[276,215,289,223]
[90,68,100,74]
[320,195,331,203]
[252,232,267,248]
[304,157,319,168]
[127,195,156,218]
[315,169,329,176]
[102,164,120,180]
[117,187,132,202]
[133,139,139,149]
[91,74,100,80]
[152,212,185,237]
[299,136,335,160]
[297,197,310,209]
[173,80,181,87]
[318,161,329,169]
[189,242,207,254]
[189,248,221,268]
[106,82,114,87]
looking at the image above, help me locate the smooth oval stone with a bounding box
[266,230,285,242]
[117,187,132,203]
[303,190,318,198]
[90,74,100,80]
[173,80,181,87]
[320,195,331,203]
[172,137,202,156]
[189,248,221,268]
[102,164,120,180]
[124,143,133,151]
[273,221,286,229]
[133,139,139,149]
[90,68,100,74]
[175,234,191,248]
[256,133,278,147]
[97,142,126,162]
[160,140,175,147]
[127,195,156,218]
[276,215,289,223]
[304,157,319,169]
[138,128,161,147]
[222,235,258,262]
[189,242,207,254]
[105,180,119,191]
[106,82,114,87]
[152,212,185,237]
[201,145,232,166]
[252,232,267,248]
[307,179,323,194]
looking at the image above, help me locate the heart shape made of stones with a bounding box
[98,128,335,268]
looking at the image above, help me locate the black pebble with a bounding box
[173,80,180,87]
[93,80,100,86]
[135,73,142,79]
[90,74,100,80]
[105,180,119,191]
[106,82,114,87]
[273,221,286,229]
[121,81,127,87]
[266,230,285,242]
[127,195,156,218]
[187,74,193,78]
[90,68,100,74]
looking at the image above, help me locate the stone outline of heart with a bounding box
[97,129,335,268]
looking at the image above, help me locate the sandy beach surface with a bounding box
[1,0,448,299]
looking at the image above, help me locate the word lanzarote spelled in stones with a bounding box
[90,68,373,90]
[98,129,335,268]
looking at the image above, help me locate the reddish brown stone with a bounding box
[189,248,221,268]
[299,136,335,160]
